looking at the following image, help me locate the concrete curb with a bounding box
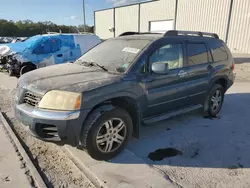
[0,112,47,188]
[64,145,108,188]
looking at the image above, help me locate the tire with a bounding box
[20,65,34,75]
[81,107,133,160]
[205,84,225,117]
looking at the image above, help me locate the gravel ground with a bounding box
[0,76,94,188]
[127,81,250,188]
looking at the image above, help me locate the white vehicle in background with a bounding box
[11,37,29,43]
[0,33,101,75]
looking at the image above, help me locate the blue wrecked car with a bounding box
[0,33,101,75]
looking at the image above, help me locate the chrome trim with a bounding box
[16,104,80,120]
[149,96,187,108]
[178,70,187,77]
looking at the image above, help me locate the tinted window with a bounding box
[208,41,228,62]
[149,44,183,70]
[187,43,208,66]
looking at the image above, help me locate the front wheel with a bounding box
[81,107,133,160]
[205,84,225,117]
[20,65,35,75]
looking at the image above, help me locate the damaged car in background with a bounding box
[0,33,101,76]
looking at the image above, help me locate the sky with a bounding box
[0,0,149,26]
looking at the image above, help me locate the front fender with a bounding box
[83,89,144,138]
[82,81,147,113]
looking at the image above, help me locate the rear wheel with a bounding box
[81,107,133,160]
[205,84,225,117]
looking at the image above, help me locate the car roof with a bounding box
[116,33,163,41]
[42,33,97,37]
[116,33,222,43]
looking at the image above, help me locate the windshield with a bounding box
[21,35,42,48]
[76,39,151,73]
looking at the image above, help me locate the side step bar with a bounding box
[143,104,203,125]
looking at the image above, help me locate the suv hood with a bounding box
[18,63,121,95]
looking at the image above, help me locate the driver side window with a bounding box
[149,44,184,71]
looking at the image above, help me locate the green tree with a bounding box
[0,19,94,37]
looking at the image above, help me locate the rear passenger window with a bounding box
[209,41,228,62]
[187,43,208,66]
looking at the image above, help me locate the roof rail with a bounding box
[119,32,140,36]
[164,30,219,39]
[119,31,164,37]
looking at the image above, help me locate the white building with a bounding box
[95,0,250,54]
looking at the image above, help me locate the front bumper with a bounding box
[15,103,89,146]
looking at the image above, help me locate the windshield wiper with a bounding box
[80,61,108,72]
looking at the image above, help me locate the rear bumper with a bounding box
[227,72,236,89]
[15,103,89,146]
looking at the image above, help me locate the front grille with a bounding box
[23,91,42,107]
[36,124,59,139]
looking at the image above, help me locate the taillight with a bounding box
[231,63,235,71]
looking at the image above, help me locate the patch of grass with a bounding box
[0,68,7,73]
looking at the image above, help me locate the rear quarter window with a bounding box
[187,43,208,66]
[208,40,228,62]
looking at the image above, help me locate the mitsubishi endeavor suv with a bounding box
[15,30,236,160]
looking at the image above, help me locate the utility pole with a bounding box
[83,0,86,32]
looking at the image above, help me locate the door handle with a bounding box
[57,54,63,57]
[178,70,187,77]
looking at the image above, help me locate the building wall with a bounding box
[115,5,139,36]
[95,0,250,54]
[140,0,176,32]
[176,0,231,41]
[227,0,250,53]
[95,9,114,39]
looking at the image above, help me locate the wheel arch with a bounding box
[82,95,142,139]
[212,77,228,91]
[21,62,37,69]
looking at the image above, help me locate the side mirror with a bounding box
[152,62,169,74]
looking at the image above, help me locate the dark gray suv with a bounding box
[15,30,236,160]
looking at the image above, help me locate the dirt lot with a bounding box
[0,76,94,187]
[0,55,250,188]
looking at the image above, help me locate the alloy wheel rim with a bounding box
[96,118,127,153]
[210,90,222,113]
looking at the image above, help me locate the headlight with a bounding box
[38,90,81,111]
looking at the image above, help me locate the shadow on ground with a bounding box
[109,93,250,169]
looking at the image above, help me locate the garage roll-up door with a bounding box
[149,20,174,32]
